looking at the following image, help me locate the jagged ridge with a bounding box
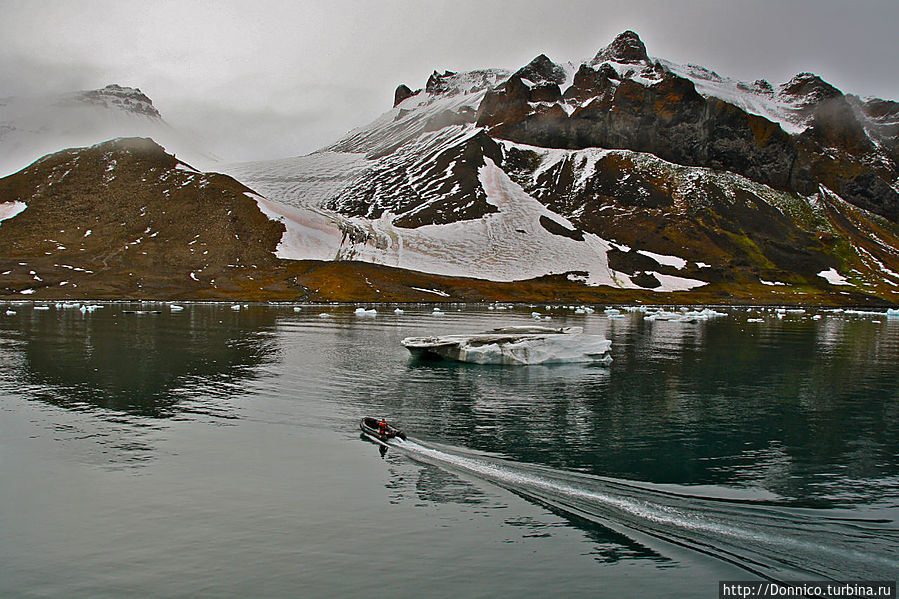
[476,32,898,222]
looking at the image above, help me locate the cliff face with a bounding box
[476,33,898,222]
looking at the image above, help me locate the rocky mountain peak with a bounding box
[425,70,458,95]
[778,72,843,105]
[394,84,417,107]
[514,54,567,85]
[591,30,649,65]
[75,84,162,118]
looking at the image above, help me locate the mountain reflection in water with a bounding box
[8,304,280,419]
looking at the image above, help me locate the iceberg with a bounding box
[401,326,612,365]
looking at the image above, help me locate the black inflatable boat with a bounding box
[360,417,407,442]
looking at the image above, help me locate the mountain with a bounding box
[223,31,899,304]
[1,138,687,303]
[0,138,287,299]
[0,84,216,177]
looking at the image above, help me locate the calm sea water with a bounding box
[0,303,897,597]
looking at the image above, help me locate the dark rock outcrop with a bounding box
[778,73,842,107]
[514,54,567,85]
[394,84,415,107]
[78,84,161,118]
[481,70,798,192]
[591,30,649,65]
[425,70,458,95]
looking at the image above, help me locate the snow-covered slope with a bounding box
[0,85,215,177]
[331,69,509,156]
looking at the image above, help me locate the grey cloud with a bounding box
[1,0,896,162]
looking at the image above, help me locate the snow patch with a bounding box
[0,201,27,225]
[411,287,450,297]
[636,250,687,269]
[817,268,853,286]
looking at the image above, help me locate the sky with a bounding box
[1,0,897,162]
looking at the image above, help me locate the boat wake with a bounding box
[385,437,899,581]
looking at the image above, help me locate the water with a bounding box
[1,303,897,597]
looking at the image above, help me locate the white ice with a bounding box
[402,326,612,365]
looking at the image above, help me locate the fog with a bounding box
[1,0,896,163]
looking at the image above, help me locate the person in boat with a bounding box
[378,418,389,435]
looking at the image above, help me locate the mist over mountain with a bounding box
[0,85,217,177]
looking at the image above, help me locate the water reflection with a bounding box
[0,304,283,467]
[2,304,280,419]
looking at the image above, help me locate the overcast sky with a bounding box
[1,0,897,162]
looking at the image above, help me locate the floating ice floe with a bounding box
[355,307,377,316]
[394,308,404,315]
[170,305,185,311]
[644,308,726,323]
[401,326,612,365]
